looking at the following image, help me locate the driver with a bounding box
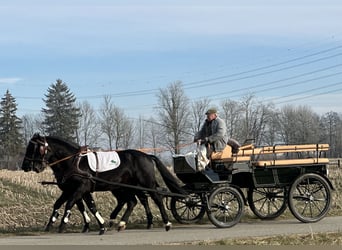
[194,108,228,163]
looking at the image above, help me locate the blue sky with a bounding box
[1,0,342,118]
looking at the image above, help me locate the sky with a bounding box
[1,0,342,118]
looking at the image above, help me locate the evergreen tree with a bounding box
[0,90,23,169]
[42,79,80,141]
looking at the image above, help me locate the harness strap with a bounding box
[47,154,79,167]
[90,176,188,198]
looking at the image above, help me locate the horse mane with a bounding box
[34,133,80,151]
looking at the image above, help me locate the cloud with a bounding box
[0,78,22,84]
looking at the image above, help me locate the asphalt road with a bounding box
[1,216,342,245]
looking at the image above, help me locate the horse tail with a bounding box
[149,155,187,195]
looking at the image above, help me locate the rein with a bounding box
[47,153,80,168]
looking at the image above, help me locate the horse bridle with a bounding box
[24,136,49,165]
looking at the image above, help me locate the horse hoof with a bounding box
[99,228,106,235]
[117,221,126,232]
[117,225,126,231]
[58,223,66,233]
[82,224,90,233]
[165,222,172,231]
[109,220,115,228]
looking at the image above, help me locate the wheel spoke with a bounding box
[289,173,331,223]
[248,187,287,219]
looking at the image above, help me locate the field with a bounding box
[0,159,341,244]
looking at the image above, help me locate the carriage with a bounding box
[170,142,333,228]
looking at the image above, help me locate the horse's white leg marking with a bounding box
[95,211,105,224]
[52,210,59,222]
[63,210,71,223]
[119,221,126,227]
[83,211,91,223]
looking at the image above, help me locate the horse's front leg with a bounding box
[58,189,84,233]
[45,192,68,232]
[83,192,106,235]
[58,200,74,233]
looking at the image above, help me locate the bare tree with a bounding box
[220,99,242,140]
[279,105,295,144]
[295,105,320,144]
[156,81,191,154]
[99,96,134,150]
[190,98,211,136]
[262,109,281,145]
[120,117,135,149]
[320,111,342,157]
[145,117,164,155]
[100,96,115,149]
[237,94,273,145]
[279,105,321,144]
[77,100,101,147]
[21,113,44,144]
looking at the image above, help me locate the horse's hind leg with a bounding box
[45,192,68,232]
[149,192,172,231]
[136,192,153,229]
[76,199,91,233]
[114,192,137,231]
[109,192,126,228]
[83,192,106,235]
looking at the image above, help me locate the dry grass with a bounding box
[0,168,171,233]
[0,159,341,244]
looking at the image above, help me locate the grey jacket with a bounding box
[194,116,228,152]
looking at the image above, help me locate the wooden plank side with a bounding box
[254,158,329,167]
[237,144,329,156]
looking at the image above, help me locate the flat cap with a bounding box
[205,108,217,115]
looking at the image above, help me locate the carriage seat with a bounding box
[211,145,232,160]
[211,144,252,162]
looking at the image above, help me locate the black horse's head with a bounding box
[21,133,49,173]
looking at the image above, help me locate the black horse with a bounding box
[21,133,186,234]
[44,183,153,234]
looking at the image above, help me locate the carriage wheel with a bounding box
[170,194,206,224]
[207,186,244,228]
[288,173,332,223]
[247,187,287,220]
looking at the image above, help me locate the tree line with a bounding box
[1,79,341,169]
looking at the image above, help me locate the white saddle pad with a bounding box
[87,151,121,172]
